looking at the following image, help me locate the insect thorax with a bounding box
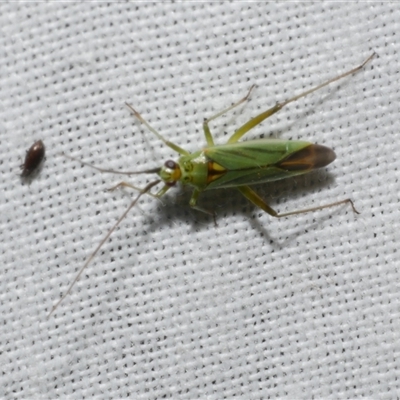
[174,152,210,189]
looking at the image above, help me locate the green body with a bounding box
[177,139,316,190]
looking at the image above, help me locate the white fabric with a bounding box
[1,3,398,398]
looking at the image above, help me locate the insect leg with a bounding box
[125,103,190,156]
[189,189,217,224]
[237,186,279,216]
[107,181,160,199]
[237,185,359,217]
[227,53,375,144]
[203,85,255,146]
[108,182,171,208]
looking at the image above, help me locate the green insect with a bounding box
[48,53,374,316]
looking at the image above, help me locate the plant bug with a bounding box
[48,53,374,316]
[21,140,45,177]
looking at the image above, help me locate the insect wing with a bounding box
[203,139,334,189]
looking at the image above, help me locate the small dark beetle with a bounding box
[21,140,45,177]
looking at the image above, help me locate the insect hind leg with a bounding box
[237,185,359,217]
[227,53,375,144]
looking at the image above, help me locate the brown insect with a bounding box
[21,140,45,177]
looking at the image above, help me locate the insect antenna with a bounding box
[61,153,161,175]
[48,178,161,317]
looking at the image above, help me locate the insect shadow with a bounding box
[145,166,340,238]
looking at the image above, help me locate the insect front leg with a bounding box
[107,181,160,199]
[202,85,255,146]
[108,181,171,203]
[237,185,359,218]
[125,103,190,156]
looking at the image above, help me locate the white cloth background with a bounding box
[0,3,399,398]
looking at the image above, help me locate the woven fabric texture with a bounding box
[0,3,399,398]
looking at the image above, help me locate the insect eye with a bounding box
[165,160,176,169]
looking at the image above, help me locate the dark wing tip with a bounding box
[277,144,336,172]
[311,144,336,168]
